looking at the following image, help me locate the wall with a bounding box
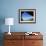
[0,0,46,46]
[0,0,46,32]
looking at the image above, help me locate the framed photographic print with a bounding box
[19,9,36,23]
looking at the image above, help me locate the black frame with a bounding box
[19,9,36,24]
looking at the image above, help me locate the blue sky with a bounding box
[22,12,33,21]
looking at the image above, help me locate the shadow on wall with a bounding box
[0,16,5,46]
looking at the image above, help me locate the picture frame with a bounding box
[19,9,36,23]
